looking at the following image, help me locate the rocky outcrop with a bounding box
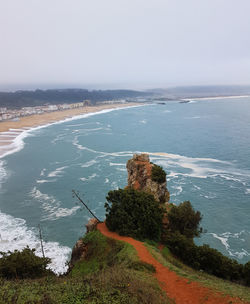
[86,218,99,233]
[69,218,98,270]
[126,153,169,204]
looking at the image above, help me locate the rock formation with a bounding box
[69,218,98,270]
[126,153,169,204]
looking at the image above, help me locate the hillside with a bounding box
[0,88,151,109]
[1,154,250,303]
[1,226,250,304]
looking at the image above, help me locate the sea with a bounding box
[0,97,250,274]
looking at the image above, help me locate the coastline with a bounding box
[182,95,250,101]
[0,102,142,158]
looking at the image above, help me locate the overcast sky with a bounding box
[0,0,250,90]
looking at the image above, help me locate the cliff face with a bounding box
[126,154,170,204]
[69,218,98,270]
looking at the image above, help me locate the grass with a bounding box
[0,231,170,304]
[144,242,250,303]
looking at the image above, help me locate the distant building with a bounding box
[83,100,91,106]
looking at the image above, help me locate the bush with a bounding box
[197,244,243,281]
[243,262,250,286]
[164,232,199,269]
[0,247,52,279]
[167,201,203,239]
[165,232,244,284]
[105,188,163,241]
[151,165,166,183]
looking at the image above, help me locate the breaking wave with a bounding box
[0,210,71,274]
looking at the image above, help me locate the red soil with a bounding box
[97,222,249,304]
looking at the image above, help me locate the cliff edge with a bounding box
[126,153,170,204]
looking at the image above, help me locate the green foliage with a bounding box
[164,232,248,285]
[164,201,250,285]
[151,164,166,183]
[146,243,250,303]
[128,261,156,273]
[0,232,169,304]
[167,201,203,239]
[105,188,163,241]
[243,262,250,286]
[71,231,124,277]
[0,247,52,280]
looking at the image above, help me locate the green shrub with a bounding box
[166,201,203,239]
[71,231,124,276]
[165,232,245,284]
[0,247,52,279]
[164,232,199,269]
[151,165,166,183]
[243,262,250,286]
[105,188,163,241]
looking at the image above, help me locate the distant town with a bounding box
[0,99,128,122]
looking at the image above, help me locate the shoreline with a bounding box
[0,102,142,158]
[181,95,250,101]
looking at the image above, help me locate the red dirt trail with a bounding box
[98,222,249,304]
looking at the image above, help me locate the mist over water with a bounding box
[1,98,250,273]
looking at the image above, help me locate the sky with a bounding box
[0,0,250,90]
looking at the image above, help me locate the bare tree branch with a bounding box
[72,190,101,222]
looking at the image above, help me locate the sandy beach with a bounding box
[0,103,141,132]
[0,102,141,158]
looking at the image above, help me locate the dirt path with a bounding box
[97,222,248,304]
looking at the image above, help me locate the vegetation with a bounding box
[163,201,250,286]
[0,247,52,280]
[0,231,169,304]
[145,242,250,303]
[166,201,203,238]
[0,89,150,109]
[105,188,163,241]
[151,164,166,184]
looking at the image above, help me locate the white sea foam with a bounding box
[36,179,57,184]
[0,104,144,160]
[171,185,183,197]
[80,173,98,182]
[245,188,250,194]
[111,181,119,189]
[0,210,71,274]
[201,193,216,199]
[0,160,8,184]
[109,162,125,166]
[210,231,250,259]
[40,168,46,176]
[147,151,250,181]
[72,139,135,159]
[48,166,68,178]
[185,116,201,119]
[193,184,201,190]
[30,187,80,221]
[81,159,97,168]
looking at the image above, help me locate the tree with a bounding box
[0,247,52,279]
[167,201,203,239]
[105,188,163,241]
[151,164,166,183]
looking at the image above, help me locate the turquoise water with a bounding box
[0,99,250,273]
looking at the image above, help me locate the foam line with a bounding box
[0,104,145,159]
[0,210,71,274]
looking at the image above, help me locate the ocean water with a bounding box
[0,98,250,273]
